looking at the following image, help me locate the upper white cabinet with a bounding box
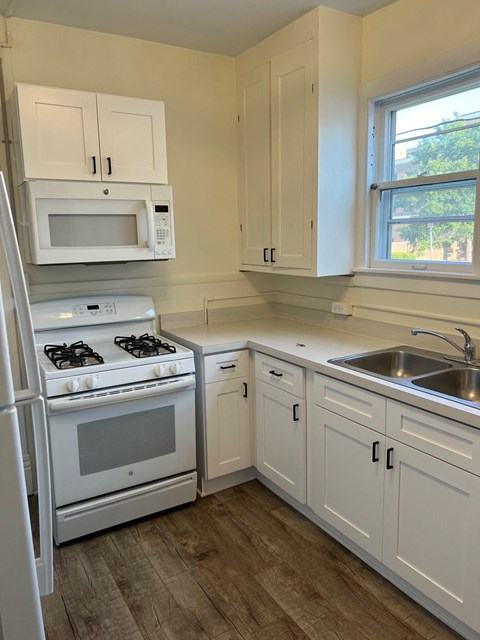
[236,7,361,276]
[13,84,168,185]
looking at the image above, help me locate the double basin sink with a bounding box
[328,347,480,409]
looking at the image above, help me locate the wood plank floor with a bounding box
[40,481,463,640]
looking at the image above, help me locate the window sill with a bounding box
[353,267,480,283]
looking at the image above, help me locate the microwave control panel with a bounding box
[153,202,175,259]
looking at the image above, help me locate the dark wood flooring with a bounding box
[39,481,463,640]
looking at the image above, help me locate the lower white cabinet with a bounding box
[205,377,250,479]
[310,405,384,558]
[255,353,306,503]
[309,373,480,633]
[383,439,480,630]
[198,350,251,482]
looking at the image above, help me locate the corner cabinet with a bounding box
[13,83,168,184]
[255,353,306,502]
[309,373,480,634]
[236,8,361,276]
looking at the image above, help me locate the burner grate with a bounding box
[114,333,177,358]
[44,341,104,370]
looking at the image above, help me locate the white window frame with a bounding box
[368,70,480,275]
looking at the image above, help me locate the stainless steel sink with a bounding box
[341,349,451,379]
[328,346,480,409]
[412,368,480,405]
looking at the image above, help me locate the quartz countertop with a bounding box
[163,317,480,429]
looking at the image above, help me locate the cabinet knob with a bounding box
[293,404,299,421]
[372,441,380,463]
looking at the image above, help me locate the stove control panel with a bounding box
[73,302,116,317]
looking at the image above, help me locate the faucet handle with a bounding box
[455,327,476,361]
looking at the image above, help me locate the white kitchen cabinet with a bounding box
[197,351,251,483]
[237,63,271,266]
[13,83,168,184]
[236,8,361,276]
[255,354,306,502]
[383,439,480,631]
[205,377,250,479]
[309,373,480,633]
[238,42,314,270]
[310,405,384,559]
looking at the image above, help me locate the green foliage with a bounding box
[391,113,479,261]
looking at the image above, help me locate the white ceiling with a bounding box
[0,0,398,56]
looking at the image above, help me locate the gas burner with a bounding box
[44,341,105,370]
[114,333,177,358]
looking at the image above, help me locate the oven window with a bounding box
[77,406,175,476]
[49,213,138,247]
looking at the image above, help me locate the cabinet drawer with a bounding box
[387,400,480,476]
[313,374,386,433]
[204,350,249,383]
[254,352,304,398]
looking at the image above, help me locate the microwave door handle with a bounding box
[146,201,155,250]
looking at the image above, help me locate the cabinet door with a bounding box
[96,94,168,184]
[270,40,315,269]
[205,377,250,479]
[237,64,271,266]
[309,406,384,559]
[383,439,480,630]
[255,380,306,502]
[16,84,101,182]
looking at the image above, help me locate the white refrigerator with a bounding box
[0,172,53,639]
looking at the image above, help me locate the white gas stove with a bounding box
[31,295,197,544]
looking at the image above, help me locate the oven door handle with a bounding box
[47,375,196,413]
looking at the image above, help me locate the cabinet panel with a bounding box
[15,84,168,185]
[96,94,168,184]
[15,84,100,182]
[313,373,386,433]
[238,64,271,266]
[271,40,314,269]
[255,380,306,502]
[309,406,384,559]
[387,400,480,475]
[204,350,249,384]
[205,377,250,479]
[254,352,304,397]
[383,439,480,630]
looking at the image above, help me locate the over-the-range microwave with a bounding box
[18,180,175,265]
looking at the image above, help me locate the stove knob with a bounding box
[86,375,98,389]
[170,361,181,375]
[66,379,79,393]
[154,364,166,377]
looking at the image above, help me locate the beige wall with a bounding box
[2,5,480,338]
[362,0,480,83]
[274,0,480,341]
[1,17,272,316]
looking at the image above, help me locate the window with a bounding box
[370,71,480,273]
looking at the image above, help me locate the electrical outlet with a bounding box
[331,301,353,316]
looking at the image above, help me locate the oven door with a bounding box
[47,379,196,507]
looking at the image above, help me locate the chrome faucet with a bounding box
[411,327,477,365]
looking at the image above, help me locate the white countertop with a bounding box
[163,317,480,430]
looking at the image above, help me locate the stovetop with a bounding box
[31,296,195,398]
[37,333,192,378]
